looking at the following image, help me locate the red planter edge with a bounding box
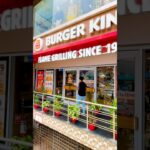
[88,124,96,131]
[43,107,49,113]
[70,118,78,123]
[34,104,40,109]
[55,111,61,117]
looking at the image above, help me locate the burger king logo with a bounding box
[34,38,44,51]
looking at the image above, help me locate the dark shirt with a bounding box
[78,81,87,96]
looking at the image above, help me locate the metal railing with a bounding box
[33,91,117,140]
[0,137,33,150]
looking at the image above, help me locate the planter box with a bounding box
[94,110,100,115]
[55,111,61,117]
[70,86,77,90]
[86,88,95,93]
[34,104,40,109]
[88,124,96,131]
[64,85,77,91]
[43,107,49,113]
[64,86,71,90]
[70,118,78,124]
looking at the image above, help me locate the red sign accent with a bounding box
[34,38,44,52]
[36,70,44,91]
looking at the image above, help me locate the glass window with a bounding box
[65,70,77,86]
[36,70,44,92]
[55,69,63,95]
[45,70,54,94]
[34,0,116,36]
[65,70,77,99]
[79,70,94,87]
[117,57,135,150]
[79,70,95,102]
[97,66,114,105]
[34,0,53,36]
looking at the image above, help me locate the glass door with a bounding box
[118,50,142,150]
[144,50,150,150]
[64,70,77,99]
[78,68,96,102]
[97,66,115,105]
[55,69,63,95]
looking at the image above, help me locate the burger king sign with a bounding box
[34,38,44,51]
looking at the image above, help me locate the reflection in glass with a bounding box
[55,69,63,95]
[118,59,135,150]
[34,0,53,36]
[79,70,94,102]
[34,0,115,36]
[80,70,94,87]
[97,66,114,105]
[65,70,77,99]
[145,50,150,149]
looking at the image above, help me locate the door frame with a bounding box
[63,69,78,100]
[0,53,32,138]
[78,67,97,101]
[63,67,96,101]
[143,49,150,150]
[118,48,143,150]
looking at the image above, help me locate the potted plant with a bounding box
[88,115,96,131]
[68,104,80,123]
[88,101,103,131]
[109,99,117,140]
[34,94,40,109]
[53,96,63,117]
[89,101,103,116]
[88,102,99,131]
[41,86,46,93]
[12,135,32,150]
[109,98,117,119]
[42,99,50,113]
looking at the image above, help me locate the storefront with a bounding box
[33,2,117,106]
[118,4,150,150]
[0,1,32,139]
[34,65,117,105]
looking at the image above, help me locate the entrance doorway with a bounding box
[0,55,33,138]
[144,50,150,150]
[63,67,96,102]
[48,65,116,105]
[118,50,142,150]
[13,56,33,137]
[0,57,8,137]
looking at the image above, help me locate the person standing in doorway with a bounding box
[77,76,87,114]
